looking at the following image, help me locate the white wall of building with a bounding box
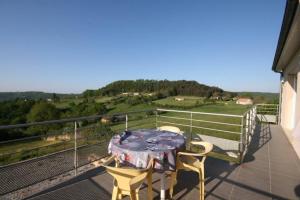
[281,49,300,133]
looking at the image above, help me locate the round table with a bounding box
[108,129,186,200]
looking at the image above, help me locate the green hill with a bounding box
[83,80,237,98]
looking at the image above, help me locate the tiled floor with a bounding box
[27,124,300,200]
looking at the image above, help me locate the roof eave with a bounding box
[272,0,299,73]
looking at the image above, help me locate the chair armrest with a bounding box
[177,151,203,157]
[190,141,213,154]
[102,155,116,166]
[179,131,185,135]
[190,140,203,145]
[146,158,154,169]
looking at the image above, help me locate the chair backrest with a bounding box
[190,141,213,155]
[158,126,182,134]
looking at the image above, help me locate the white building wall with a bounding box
[281,74,296,130]
[281,48,300,132]
[294,72,300,138]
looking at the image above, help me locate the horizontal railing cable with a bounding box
[158,115,242,127]
[156,120,241,134]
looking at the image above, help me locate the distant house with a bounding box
[210,96,221,100]
[146,93,154,96]
[121,92,129,96]
[175,97,184,101]
[47,98,53,102]
[133,92,140,96]
[45,134,71,142]
[101,115,126,124]
[236,98,253,105]
[101,116,111,124]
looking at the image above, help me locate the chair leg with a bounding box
[130,190,137,200]
[198,169,205,200]
[169,170,177,199]
[117,193,123,200]
[147,171,153,200]
[135,192,139,200]
[111,185,119,200]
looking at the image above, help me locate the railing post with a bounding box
[276,105,281,125]
[249,109,253,134]
[74,121,78,176]
[252,107,254,132]
[239,115,244,163]
[254,106,257,131]
[245,112,249,136]
[125,114,128,131]
[190,112,193,148]
[155,110,158,128]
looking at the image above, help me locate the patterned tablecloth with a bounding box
[108,129,186,171]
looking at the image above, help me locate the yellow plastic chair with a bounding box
[158,126,184,135]
[169,141,213,200]
[103,156,154,200]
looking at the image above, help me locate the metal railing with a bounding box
[156,108,244,160]
[240,106,257,162]
[256,104,279,124]
[0,109,155,195]
[0,105,279,196]
[239,104,279,162]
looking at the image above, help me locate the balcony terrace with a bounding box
[21,125,299,200]
[0,107,299,200]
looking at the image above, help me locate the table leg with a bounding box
[160,172,166,200]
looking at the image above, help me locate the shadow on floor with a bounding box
[169,157,238,200]
[25,167,111,200]
[243,119,272,163]
[295,184,300,198]
[27,124,299,200]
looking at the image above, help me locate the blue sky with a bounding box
[0,0,285,93]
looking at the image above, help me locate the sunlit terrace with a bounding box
[0,106,299,200]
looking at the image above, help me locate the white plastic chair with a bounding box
[157,126,184,135]
[169,141,213,200]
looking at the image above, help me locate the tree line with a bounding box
[0,92,77,102]
[0,99,107,141]
[83,80,237,98]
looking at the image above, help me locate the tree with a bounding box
[27,102,60,122]
[26,102,61,136]
[64,100,107,118]
[52,93,60,102]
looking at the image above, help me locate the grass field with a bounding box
[0,139,61,155]
[108,103,154,114]
[153,96,205,108]
[94,96,114,103]
[53,98,84,109]
[190,102,250,115]
[0,130,107,165]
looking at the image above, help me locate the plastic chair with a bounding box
[158,126,184,135]
[103,156,154,200]
[169,141,213,200]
